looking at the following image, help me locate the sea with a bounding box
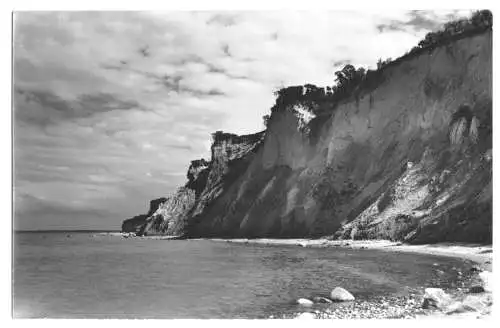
[12,231,474,319]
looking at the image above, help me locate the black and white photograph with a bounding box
[11,5,493,321]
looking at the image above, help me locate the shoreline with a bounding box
[117,233,493,270]
[118,233,493,270]
[210,238,492,271]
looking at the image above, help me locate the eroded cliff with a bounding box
[123,24,492,244]
[122,131,266,236]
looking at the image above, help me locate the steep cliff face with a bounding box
[137,187,196,236]
[123,30,492,244]
[122,131,265,236]
[121,197,167,233]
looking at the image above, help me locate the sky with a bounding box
[13,10,473,230]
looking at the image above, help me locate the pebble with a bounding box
[297,298,314,306]
[330,287,355,301]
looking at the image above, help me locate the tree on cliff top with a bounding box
[333,64,366,98]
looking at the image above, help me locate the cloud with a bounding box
[13,10,467,230]
[376,10,472,34]
[332,59,352,69]
[206,13,238,27]
[14,88,144,127]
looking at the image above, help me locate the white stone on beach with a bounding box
[297,298,314,306]
[330,287,355,301]
[461,294,490,312]
[296,312,316,319]
[423,288,452,309]
[479,271,492,292]
[444,301,474,315]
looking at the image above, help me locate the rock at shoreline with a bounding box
[468,286,485,294]
[296,312,316,319]
[461,294,492,313]
[297,298,314,306]
[330,287,355,302]
[122,232,136,238]
[422,288,452,309]
[478,271,492,292]
[444,301,476,315]
[313,296,333,304]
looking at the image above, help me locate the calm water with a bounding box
[13,232,474,318]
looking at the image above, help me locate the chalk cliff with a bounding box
[123,14,492,244]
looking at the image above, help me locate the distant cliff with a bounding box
[123,15,492,244]
[121,197,167,233]
[122,131,266,236]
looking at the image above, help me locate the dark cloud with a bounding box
[14,57,105,95]
[376,22,409,33]
[207,14,238,27]
[14,88,143,126]
[138,53,250,81]
[207,64,226,74]
[406,10,442,31]
[222,44,231,57]
[332,59,352,68]
[77,93,140,112]
[101,62,227,97]
[206,89,225,96]
[376,10,443,34]
[159,75,184,92]
[205,62,250,80]
[138,45,151,58]
[165,144,193,151]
